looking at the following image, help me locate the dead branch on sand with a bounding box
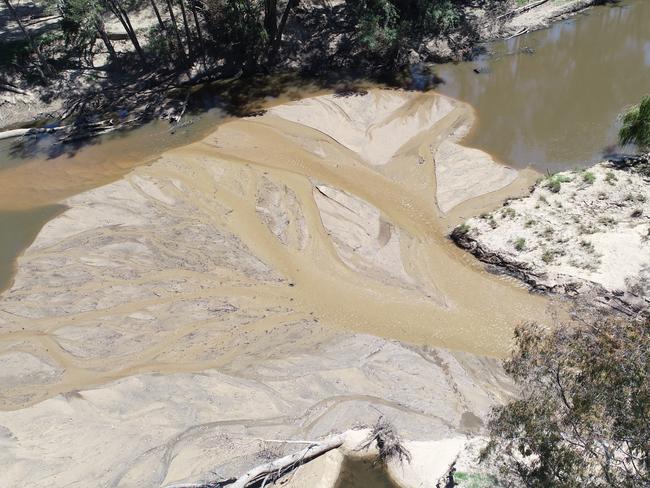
[165,419,411,488]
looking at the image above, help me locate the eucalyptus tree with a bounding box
[103,0,147,63]
[57,0,117,63]
[482,318,650,487]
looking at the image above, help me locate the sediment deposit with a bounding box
[0,90,550,486]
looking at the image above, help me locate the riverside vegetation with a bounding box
[0,0,510,132]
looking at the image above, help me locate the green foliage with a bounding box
[0,40,32,68]
[352,0,476,61]
[354,0,400,56]
[501,206,516,219]
[416,0,462,32]
[546,174,572,193]
[483,319,650,487]
[582,171,596,184]
[0,31,64,71]
[541,249,555,264]
[605,171,618,185]
[619,95,650,150]
[514,237,525,251]
[453,471,498,487]
[456,222,471,236]
[57,0,104,51]
[204,0,268,70]
[145,24,176,62]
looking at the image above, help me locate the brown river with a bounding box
[436,0,650,170]
[0,0,648,358]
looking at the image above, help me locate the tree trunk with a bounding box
[117,0,147,63]
[149,0,166,32]
[189,0,206,68]
[233,435,345,488]
[165,0,187,64]
[268,0,297,64]
[177,0,193,59]
[2,0,48,78]
[95,18,117,61]
[149,0,175,62]
[106,0,147,64]
[264,0,277,43]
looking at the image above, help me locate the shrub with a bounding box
[583,171,596,184]
[546,174,571,193]
[541,249,555,264]
[514,238,526,251]
[501,207,516,219]
[619,95,650,150]
[456,223,471,236]
[598,216,617,227]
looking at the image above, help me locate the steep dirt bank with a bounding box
[0,90,548,486]
[452,157,650,316]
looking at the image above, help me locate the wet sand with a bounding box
[0,89,551,411]
[0,89,553,488]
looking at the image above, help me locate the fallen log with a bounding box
[232,434,345,488]
[0,83,28,95]
[0,126,66,141]
[498,0,551,20]
[164,419,411,488]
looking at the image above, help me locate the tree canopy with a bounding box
[482,317,650,487]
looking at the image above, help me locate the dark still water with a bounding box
[334,457,400,488]
[436,0,650,171]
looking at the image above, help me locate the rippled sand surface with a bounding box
[0,90,551,487]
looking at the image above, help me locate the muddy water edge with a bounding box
[0,80,344,291]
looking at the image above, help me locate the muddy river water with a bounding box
[436,0,650,171]
[0,0,647,354]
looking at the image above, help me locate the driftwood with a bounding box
[230,434,345,488]
[0,82,28,95]
[163,434,345,488]
[505,27,528,40]
[164,420,411,488]
[498,0,551,20]
[357,416,411,465]
[0,126,66,141]
[0,117,139,142]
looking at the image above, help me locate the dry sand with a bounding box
[0,90,549,486]
[456,162,650,314]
